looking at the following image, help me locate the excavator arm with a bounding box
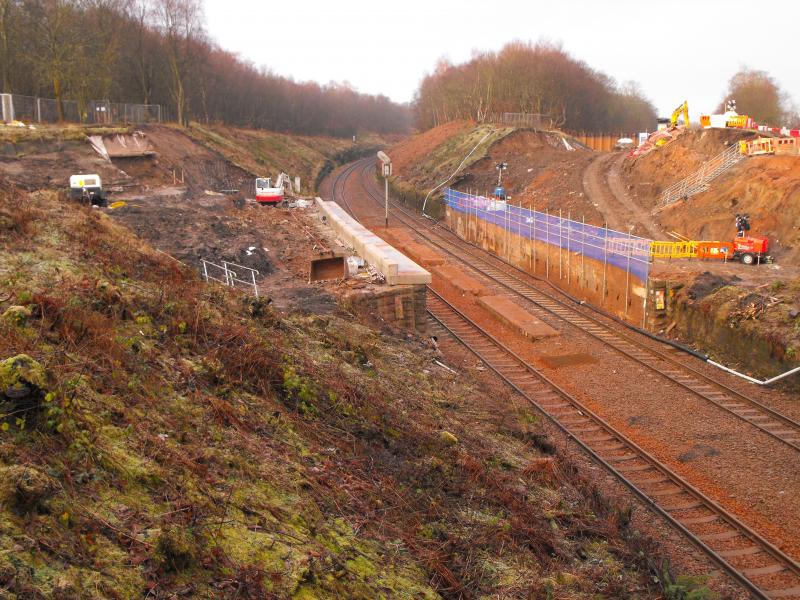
[670,101,690,129]
[274,173,295,197]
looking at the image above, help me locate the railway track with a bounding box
[329,160,361,217]
[325,159,800,599]
[425,288,800,600]
[349,159,800,454]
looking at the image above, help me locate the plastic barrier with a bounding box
[649,240,698,259]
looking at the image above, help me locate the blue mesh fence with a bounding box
[445,187,652,282]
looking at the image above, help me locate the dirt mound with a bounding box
[623,128,758,207]
[0,125,252,196]
[388,122,513,191]
[389,120,472,174]
[0,137,129,190]
[132,125,251,194]
[183,123,388,196]
[685,271,740,300]
[389,123,600,221]
[459,129,598,220]
[655,155,800,261]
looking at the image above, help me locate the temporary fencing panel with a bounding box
[444,187,652,283]
[1,93,163,125]
[649,240,699,259]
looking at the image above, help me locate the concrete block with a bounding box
[432,265,486,296]
[316,198,431,285]
[398,241,445,267]
[478,295,560,339]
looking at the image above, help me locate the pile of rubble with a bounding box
[627,127,687,160]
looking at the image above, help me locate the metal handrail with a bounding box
[659,144,744,207]
[200,259,259,296]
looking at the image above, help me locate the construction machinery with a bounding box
[669,101,690,129]
[255,173,295,205]
[69,174,108,207]
[650,230,771,265]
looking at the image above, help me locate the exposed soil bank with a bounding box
[659,272,800,390]
[394,122,800,388]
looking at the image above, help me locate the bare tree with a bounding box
[413,41,655,133]
[0,0,15,92]
[2,0,411,134]
[28,0,82,121]
[153,0,202,126]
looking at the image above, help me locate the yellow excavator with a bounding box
[670,100,690,129]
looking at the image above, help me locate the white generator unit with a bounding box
[69,174,107,206]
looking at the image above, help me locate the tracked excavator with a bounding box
[255,173,296,205]
[670,101,690,129]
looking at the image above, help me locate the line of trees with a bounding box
[0,0,412,136]
[414,41,657,133]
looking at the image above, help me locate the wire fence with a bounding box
[485,112,555,130]
[445,188,652,281]
[1,93,163,125]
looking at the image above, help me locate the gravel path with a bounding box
[582,152,664,239]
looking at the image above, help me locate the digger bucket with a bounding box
[309,256,345,282]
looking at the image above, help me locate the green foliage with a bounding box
[156,527,198,572]
[16,291,33,305]
[0,354,47,397]
[1,305,32,327]
[662,566,717,600]
[282,364,317,417]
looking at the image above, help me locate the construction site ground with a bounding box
[0,124,692,598]
[388,121,800,379]
[323,160,800,598]
[1,119,798,598]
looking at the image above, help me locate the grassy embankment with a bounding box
[183,124,386,194]
[387,122,514,218]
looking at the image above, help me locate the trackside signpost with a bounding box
[377,151,392,228]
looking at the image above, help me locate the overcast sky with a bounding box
[204,0,799,121]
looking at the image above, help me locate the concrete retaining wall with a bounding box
[447,207,648,324]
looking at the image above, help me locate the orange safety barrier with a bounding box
[696,241,733,260]
[745,137,775,156]
[775,137,799,155]
[742,136,800,156]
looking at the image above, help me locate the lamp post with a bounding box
[377,151,392,228]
